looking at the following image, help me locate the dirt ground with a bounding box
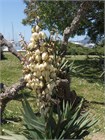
[87,132,105,140]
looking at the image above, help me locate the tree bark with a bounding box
[61,2,91,54]
[0,79,26,122]
[0,33,24,61]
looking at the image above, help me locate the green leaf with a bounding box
[0,136,15,140]
[0,129,28,140]
[21,96,45,139]
[60,60,69,70]
[22,111,45,139]
[21,95,36,120]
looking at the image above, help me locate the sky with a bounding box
[0,0,31,42]
[0,0,86,43]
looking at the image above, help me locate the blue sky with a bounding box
[0,0,31,42]
[0,0,86,42]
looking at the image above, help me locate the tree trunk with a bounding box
[0,47,5,60]
[61,2,91,54]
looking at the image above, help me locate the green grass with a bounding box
[69,55,105,135]
[0,52,105,138]
[0,52,22,86]
[0,53,37,133]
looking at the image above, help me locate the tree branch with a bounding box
[61,2,91,53]
[0,33,24,61]
[0,79,26,119]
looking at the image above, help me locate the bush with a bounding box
[92,45,104,55]
[66,42,104,55]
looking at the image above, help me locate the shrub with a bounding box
[0,97,97,140]
[66,42,104,55]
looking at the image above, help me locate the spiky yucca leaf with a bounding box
[21,96,45,139]
[47,98,97,139]
[0,129,28,140]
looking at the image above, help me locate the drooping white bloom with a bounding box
[31,82,35,88]
[39,31,46,39]
[32,32,39,38]
[39,81,44,88]
[35,25,40,33]
[39,64,45,71]
[42,52,49,61]
[28,42,34,49]
[35,49,40,55]
[30,37,35,43]
[24,74,31,81]
[35,55,41,62]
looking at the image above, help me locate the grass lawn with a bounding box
[69,55,105,136]
[0,52,105,139]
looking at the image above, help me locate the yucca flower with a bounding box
[22,25,59,108]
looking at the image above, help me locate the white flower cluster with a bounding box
[23,25,57,101]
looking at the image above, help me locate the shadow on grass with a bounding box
[13,90,36,101]
[2,89,36,124]
[71,57,104,84]
[0,56,7,61]
[89,101,105,106]
[2,117,22,124]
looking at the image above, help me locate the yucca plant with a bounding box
[0,97,97,140]
[46,99,97,139]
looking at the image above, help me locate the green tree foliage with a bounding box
[23,0,104,43]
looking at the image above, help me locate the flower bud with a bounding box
[39,64,45,71]
[32,32,39,38]
[35,25,40,33]
[39,76,43,80]
[42,91,46,95]
[39,81,44,88]
[31,82,35,88]
[30,37,35,43]
[43,62,48,69]
[24,74,31,81]
[29,56,34,62]
[34,45,37,48]
[36,16,40,20]
[40,46,46,52]
[47,84,51,90]
[42,52,49,61]
[35,78,40,84]
[26,83,30,87]
[28,42,34,49]
[35,55,41,62]
[35,49,40,55]
[39,31,46,39]
[31,27,35,33]
[33,72,37,76]
[49,55,54,60]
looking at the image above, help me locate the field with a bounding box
[0,52,105,139]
